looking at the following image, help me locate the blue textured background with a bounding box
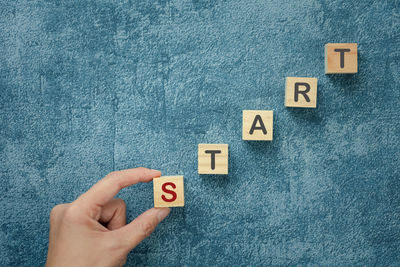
[1,0,399,266]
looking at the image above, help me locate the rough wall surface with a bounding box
[1,0,399,266]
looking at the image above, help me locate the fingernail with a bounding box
[150,169,162,177]
[156,208,170,222]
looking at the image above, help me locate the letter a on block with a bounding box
[242,110,273,141]
[153,176,184,207]
[198,144,228,174]
[285,77,318,108]
[325,43,357,74]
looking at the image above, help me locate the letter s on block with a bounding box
[161,182,177,202]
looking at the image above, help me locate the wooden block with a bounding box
[325,43,357,74]
[242,110,273,141]
[153,176,184,207]
[198,144,228,174]
[285,77,318,108]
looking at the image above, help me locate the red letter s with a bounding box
[161,182,177,202]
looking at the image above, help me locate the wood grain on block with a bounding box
[198,144,228,174]
[285,77,318,108]
[153,176,184,207]
[242,110,273,141]
[325,43,358,74]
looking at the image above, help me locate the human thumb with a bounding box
[113,207,171,251]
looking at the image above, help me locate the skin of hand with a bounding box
[46,167,171,267]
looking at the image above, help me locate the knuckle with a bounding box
[49,207,59,222]
[115,198,126,208]
[50,205,60,216]
[104,234,129,257]
[105,171,122,187]
[50,204,66,220]
[105,235,124,250]
[107,171,120,179]
[63,205,81,221]
[140,219,158,238]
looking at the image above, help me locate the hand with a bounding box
[46,167,171,267]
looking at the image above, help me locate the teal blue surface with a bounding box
[1,1,399,266]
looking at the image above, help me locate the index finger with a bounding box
[75,167,161,209]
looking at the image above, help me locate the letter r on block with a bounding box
[285,77,318,108]
[198,144,228,174]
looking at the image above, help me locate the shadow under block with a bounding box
[198,144,228,174]
[242,110,273,141]
[325,43,358,74]
[285,77,318,108]
[153,176,184,207]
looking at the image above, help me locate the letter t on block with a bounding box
[285,77,318,108]
[325,43,357,74]
[198,144,228,174]
[153,176,184,207]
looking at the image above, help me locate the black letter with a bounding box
[334,48,351,68]
[294,82,311,102]
[205,150,221,170]
[249,115,267,135]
